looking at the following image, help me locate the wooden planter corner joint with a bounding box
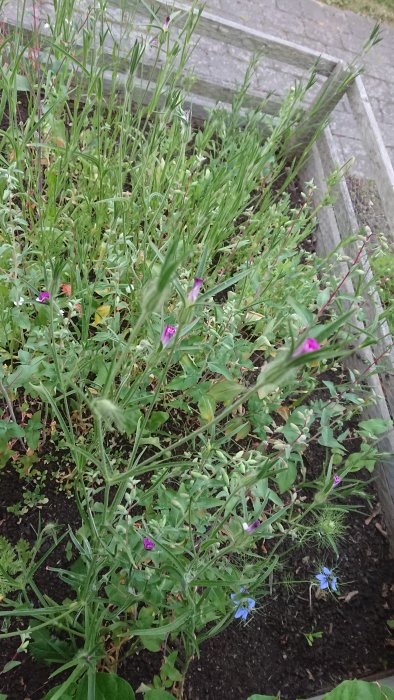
[2,0,394,542]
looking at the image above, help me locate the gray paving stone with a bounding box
[202,0,394,177]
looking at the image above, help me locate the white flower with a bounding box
[13,297,24,306]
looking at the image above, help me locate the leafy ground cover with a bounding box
[0,2,393,699]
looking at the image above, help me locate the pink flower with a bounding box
[332,475,341,488]
[161,324,176,347]
[242,519,260,534]
[187,278,203,303]
[143,537,155,550]
[293,337,321,357]
[36,291,50,303]
[61,283,72,297]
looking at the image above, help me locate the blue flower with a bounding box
[315,566,337,592]
[230,588,256,620]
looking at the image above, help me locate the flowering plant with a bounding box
[0,2,390,699]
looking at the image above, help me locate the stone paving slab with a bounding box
[202,0,394,179]
[3,0,393,179]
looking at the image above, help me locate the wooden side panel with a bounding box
[301,140,394,547]
[112,0,338,75]
[348,76,394,242]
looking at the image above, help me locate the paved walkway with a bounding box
[4,0,394,178]
[193,0,394,178]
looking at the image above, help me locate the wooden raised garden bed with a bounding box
[8,0,390,541]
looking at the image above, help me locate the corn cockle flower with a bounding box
[315,566,337,592]
[188,278,203,303]
[293,337,321,357]
[161,324,176,347]
[230,588,256,620]
[143,537,155,550]
[332,475,341,488]
[242,519,260,534]
[36,291,50,303]
[163,15,170,31]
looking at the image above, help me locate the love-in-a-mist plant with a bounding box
[0,1,390,699]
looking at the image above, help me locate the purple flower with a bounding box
[187,278,203,303]
[163,15,170,31]
[143,537,155,551]
[36,291,50,303]
[293,337,321,357]
[230,588,255,620]
[161,324,176,347]
[332,475,341,488]
[242,519,260,534]
[315,566,337,592]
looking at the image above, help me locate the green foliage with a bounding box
[0,536,30,596]
[324,680,394,700]
[247,679,394,699]
[43,673,135,700]
[0,1,390,698]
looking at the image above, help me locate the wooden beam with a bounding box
[286,61,355,160]
[112,0,339,76]
[348,75,394,242]
[318,125,394,420]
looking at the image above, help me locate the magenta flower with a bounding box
[143,537,155,551]
[36,291,50,303]
[293,337,321,357]
[242,519,260,534]
[161,324,176,347]
[187,278,203,303]
[332,474,341,488]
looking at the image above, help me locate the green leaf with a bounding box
[318,427,344,450]
[146,411,169,432]
[358,419,392,437]
[276,459,297,493]
[0,693,8,699]
[287,298,314,326]
[198,395,216,423]
[140,635,163,652]
[15,74,30,91]
[42,688,75,700]
[144,691,176,700]
[323,679,394,699]
[208,380,242,404]
[29,626,74,666]
[207,362,234,381]
[1,660,21,673]
[75,673,135,700]
[247,695,278,700]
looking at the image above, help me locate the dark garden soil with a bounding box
[0,439,393,700]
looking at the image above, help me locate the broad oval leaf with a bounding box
[323,680,394,700]
[75,673,135,700]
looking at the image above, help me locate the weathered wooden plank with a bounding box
[287,61,355,159]
[1,12,283,117]
[318,125,394,420]
[111,0,339,76]
[301,143,394,547]
[348,75,394,242]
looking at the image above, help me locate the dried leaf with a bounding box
[375,522,388,538]
[276,406,290,421]
[365,503,381,525]
[340,590,359,603]
[93,304,111,326]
